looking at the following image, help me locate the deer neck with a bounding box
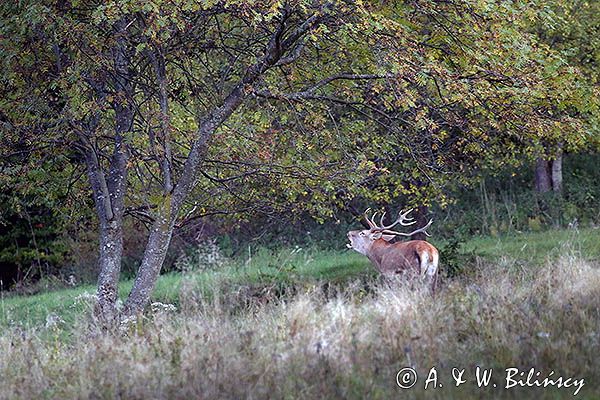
[366,240,392,271]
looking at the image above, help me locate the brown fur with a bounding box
[368,239,438,275]
[347,229,439,292]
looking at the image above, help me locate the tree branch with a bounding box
[253,73,393,100]
[147,43,174,194]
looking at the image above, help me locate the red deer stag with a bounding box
[347,208,439,291]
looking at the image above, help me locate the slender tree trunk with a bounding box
[535,152,562,194]
[124,202,175,314]
[123,85,247,315]
[551,152,563,193]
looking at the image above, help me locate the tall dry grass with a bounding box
[0,253,599,399]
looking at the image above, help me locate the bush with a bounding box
[0,193,69,290]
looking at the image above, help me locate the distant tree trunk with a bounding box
[551,151,563,193]
[535,158,552,193]
[535,150,563,194]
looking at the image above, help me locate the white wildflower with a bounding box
[72,291,97,308]
[151,302,177,314]
[119,315,138,334]
[45,313,64,329]
[174,238,227,272]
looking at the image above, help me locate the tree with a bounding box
[1,0,403,321]
[530,0,600,196]
[256,1,596,232]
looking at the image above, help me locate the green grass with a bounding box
[0,248,371,328]
[461,227,600,263]
[1,227,598,329]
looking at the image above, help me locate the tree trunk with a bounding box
[95,220,124,323]
[122,85,247,315]
[535,158,552,193]
[551,152,563,193]
[121,12,321,315]
[535,151,562,194]
[84,143,128,324]
[124,205,175,315]
[85,150,127,323]
[83,17,133,324]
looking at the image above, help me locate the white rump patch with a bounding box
[420,252,429,278]
[426,263,437,276]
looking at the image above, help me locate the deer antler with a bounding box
[364,207,433,237]
[382,218,433,237]
[363,208,377,229]
[365,208,417,231]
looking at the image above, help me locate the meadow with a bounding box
[0,228,599,399]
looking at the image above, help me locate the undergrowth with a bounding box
[0,249,599,399]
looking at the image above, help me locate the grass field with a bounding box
[0,228,599,399]
[0,247,372,329]
[2,227,599,329]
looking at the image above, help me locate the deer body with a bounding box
[347,208,439,291]
[365,239,438,276]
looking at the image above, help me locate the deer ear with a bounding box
[370,231,383,240]
[381,234,395,242]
